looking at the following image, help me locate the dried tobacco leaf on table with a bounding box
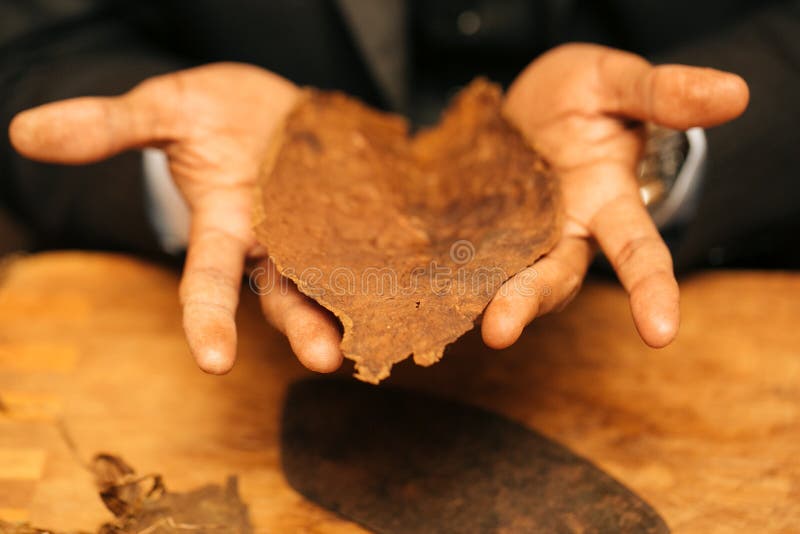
[0,453,251,534]
[90,454,251,534]
[254,79,561,383]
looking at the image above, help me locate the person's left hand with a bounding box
[481,44,749,349]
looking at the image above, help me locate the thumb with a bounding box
[9,76,181,164]
[599,49,750,129]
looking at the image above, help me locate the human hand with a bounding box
[482,43,749,349]
[10,63,344,374]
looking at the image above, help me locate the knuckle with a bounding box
[194,264,239,289]
[129,74,186,138]
[197,227,252,251]
[614,235,664,270]
[182,296,236,320]
[180,264,240,304]
[628,268,676,297]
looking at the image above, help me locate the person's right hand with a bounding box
[10,63,345,374]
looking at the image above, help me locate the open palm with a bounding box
[10,63,344,374]
[481,44,749,349]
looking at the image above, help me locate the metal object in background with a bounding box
[638,125,707,229]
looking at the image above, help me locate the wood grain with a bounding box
[0,252,797,533]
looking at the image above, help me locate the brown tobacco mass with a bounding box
[0,453,251,533]
[254,79,561,383]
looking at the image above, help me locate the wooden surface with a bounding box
[0,252,798,533]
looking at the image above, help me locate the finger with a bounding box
[179,211,250,375]
[482,235,594,349]
[589,173,680,348]
[9,76,182,164]
[254,260,343,373]
[599,49,749,129]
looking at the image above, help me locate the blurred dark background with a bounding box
[1,0,798,270]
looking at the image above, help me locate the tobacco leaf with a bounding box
[0,454,251,534]
[254,79,561,383]
[91,453,165,518]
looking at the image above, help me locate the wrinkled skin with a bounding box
[10,44,748,374]
[484,44,749,349]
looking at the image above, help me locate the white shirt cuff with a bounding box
[142,148,190,254]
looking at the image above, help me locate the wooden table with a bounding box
[0,252,797,532]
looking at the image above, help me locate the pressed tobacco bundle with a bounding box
[254,79,561,383]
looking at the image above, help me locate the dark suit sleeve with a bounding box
[0,0,189,256]
[655,1,800,270]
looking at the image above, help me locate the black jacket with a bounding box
[1,0,798,269]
